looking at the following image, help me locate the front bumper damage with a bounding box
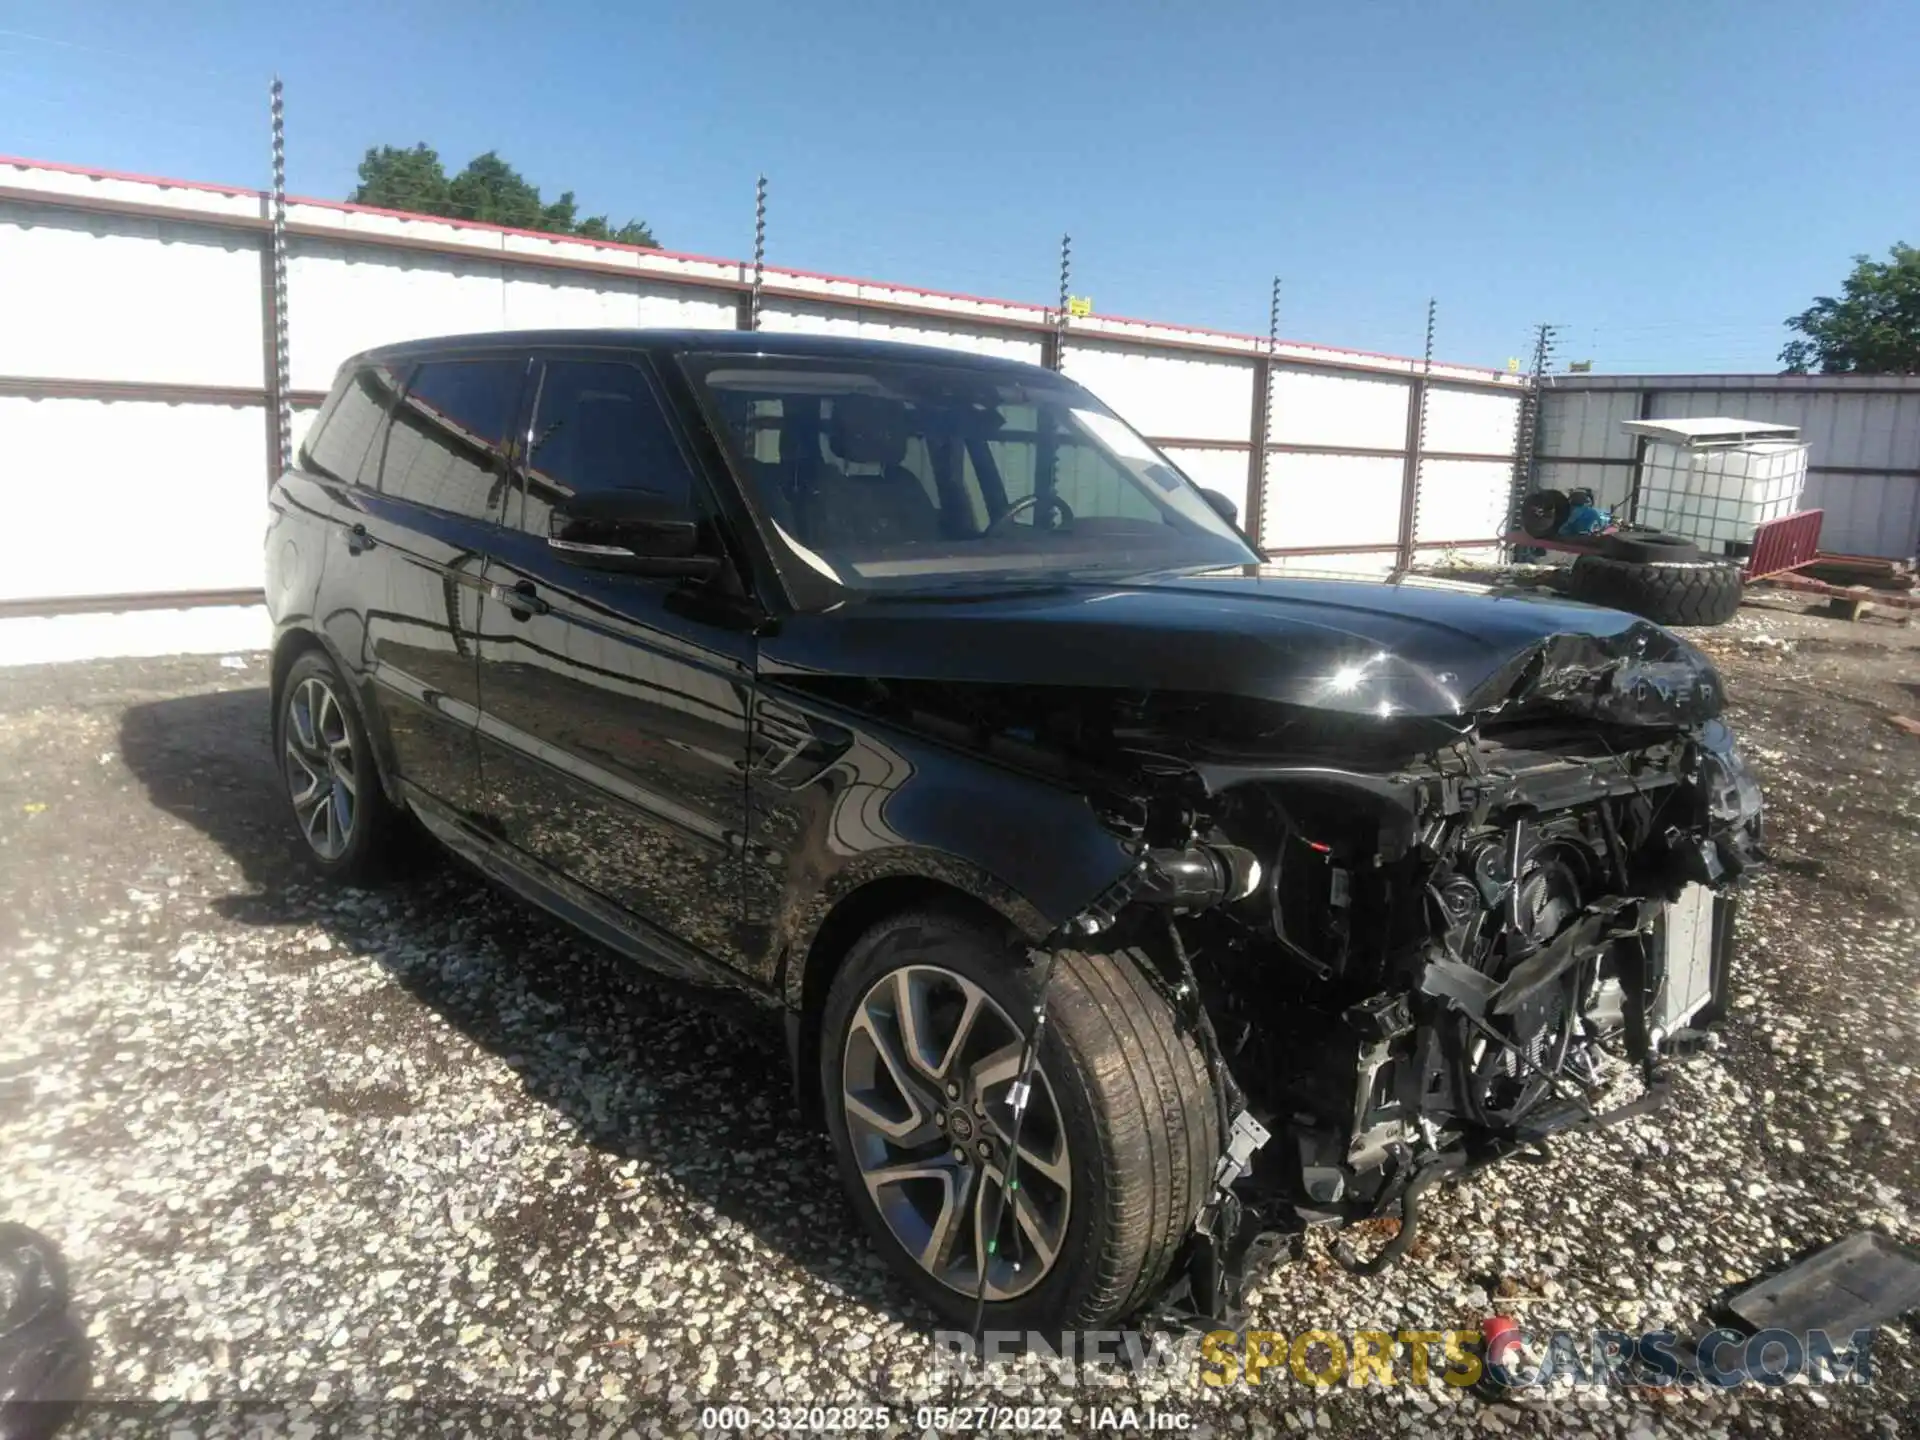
[1059,696,1767,1327]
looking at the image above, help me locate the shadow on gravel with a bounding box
[118,687,933,1329]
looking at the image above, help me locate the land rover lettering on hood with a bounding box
[267,331,1764,1330]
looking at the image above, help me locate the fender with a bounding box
[750,690,1137,1009]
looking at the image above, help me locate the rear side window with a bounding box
[300,363,401,486]
[519,359,696,536]
[378,358,526,520]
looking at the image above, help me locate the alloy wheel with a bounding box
[840,964,1071,1301]
[284,675,357,861]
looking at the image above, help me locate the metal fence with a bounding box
[0,150,1526,621]
[1535,373,1920,562]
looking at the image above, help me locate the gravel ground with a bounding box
[1,594,1916,1438]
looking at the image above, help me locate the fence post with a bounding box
[738,175,767,331]
[265,76,291,480]
[1394,298,1436,573]
[1044,233,1071,371]
[1505,323,1555,548]
[1245,277,1280,551]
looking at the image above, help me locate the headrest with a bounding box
[827,394,911,468]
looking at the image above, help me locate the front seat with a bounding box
[799,395,943,547]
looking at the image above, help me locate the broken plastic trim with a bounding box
[1469,626,1727,728]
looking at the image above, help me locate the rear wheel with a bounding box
[820,909,1218,1329]
[276,649,403,881]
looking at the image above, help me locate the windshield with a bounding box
[682,352,1257,605]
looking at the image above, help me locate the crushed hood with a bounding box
[759,567,1725,728]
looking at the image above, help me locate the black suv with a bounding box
[267,330,1763,1328]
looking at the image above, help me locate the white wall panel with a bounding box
[0,605,270,667]
[1161,447,1251,528]
[0,204,262,385]
[288,242,508,390]
[1262,552,1397,578]
[1423,386,1519,457]
[1063,344,1254,443]
[1271,368,1410,449]
[759,301,1043,363]
[0,398,264,600]
[1538,388,1639,460]
[1261,453,1402,553]
[1414,459,1510,544]
[1651,389,1920,472]
[502,272,734,332]
[1801,472,1920,559]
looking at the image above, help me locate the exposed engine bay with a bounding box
[1065,693,1766,1316]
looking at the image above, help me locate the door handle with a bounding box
[491,579,550,619]
[345,523,375,556]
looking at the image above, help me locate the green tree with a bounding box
[349,143,451,214]
[349,143,658,248]
[1780,244,1920,374]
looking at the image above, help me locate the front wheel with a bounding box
[820,909,1218,1330]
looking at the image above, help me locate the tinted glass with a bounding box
[519,360,694,536]
[686,354,1254,605]
[379,358,525,520]
[301,363,402,486]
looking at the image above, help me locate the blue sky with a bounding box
[2,0,1914,373]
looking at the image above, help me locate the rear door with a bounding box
[345,354,528,816]
[472,352,759,979]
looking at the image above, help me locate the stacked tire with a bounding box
[1567,529,1744,627]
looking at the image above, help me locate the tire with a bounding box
[1568,554,1744,627]
[820,908,1218,1330]
[275,648,404,882]
[1520,489,1570,539]
[1597,528,1702,564]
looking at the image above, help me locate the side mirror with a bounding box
[1199,488,1239,526]
[548,491,721,580]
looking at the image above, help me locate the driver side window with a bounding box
[518,359,696,539]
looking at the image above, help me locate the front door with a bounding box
[472,355,758,979]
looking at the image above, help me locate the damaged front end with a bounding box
[1055,628,1766,1322]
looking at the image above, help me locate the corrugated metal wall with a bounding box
[1537,375,1920,561]
[0,155,1527,623]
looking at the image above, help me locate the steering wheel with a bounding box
[984,492,1075,536]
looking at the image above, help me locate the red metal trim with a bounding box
[0,587,265,619]
[0,182,264,234]
[0,375,327,407]
[1262,537,1502,558]
[291,192,750,272]
[0,153,261,199]
[0,375,265,405]
[1079,307,1509,379]
[0,152,1522,382]
[1751,570,1920,612]
[1744,509,1824,579]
